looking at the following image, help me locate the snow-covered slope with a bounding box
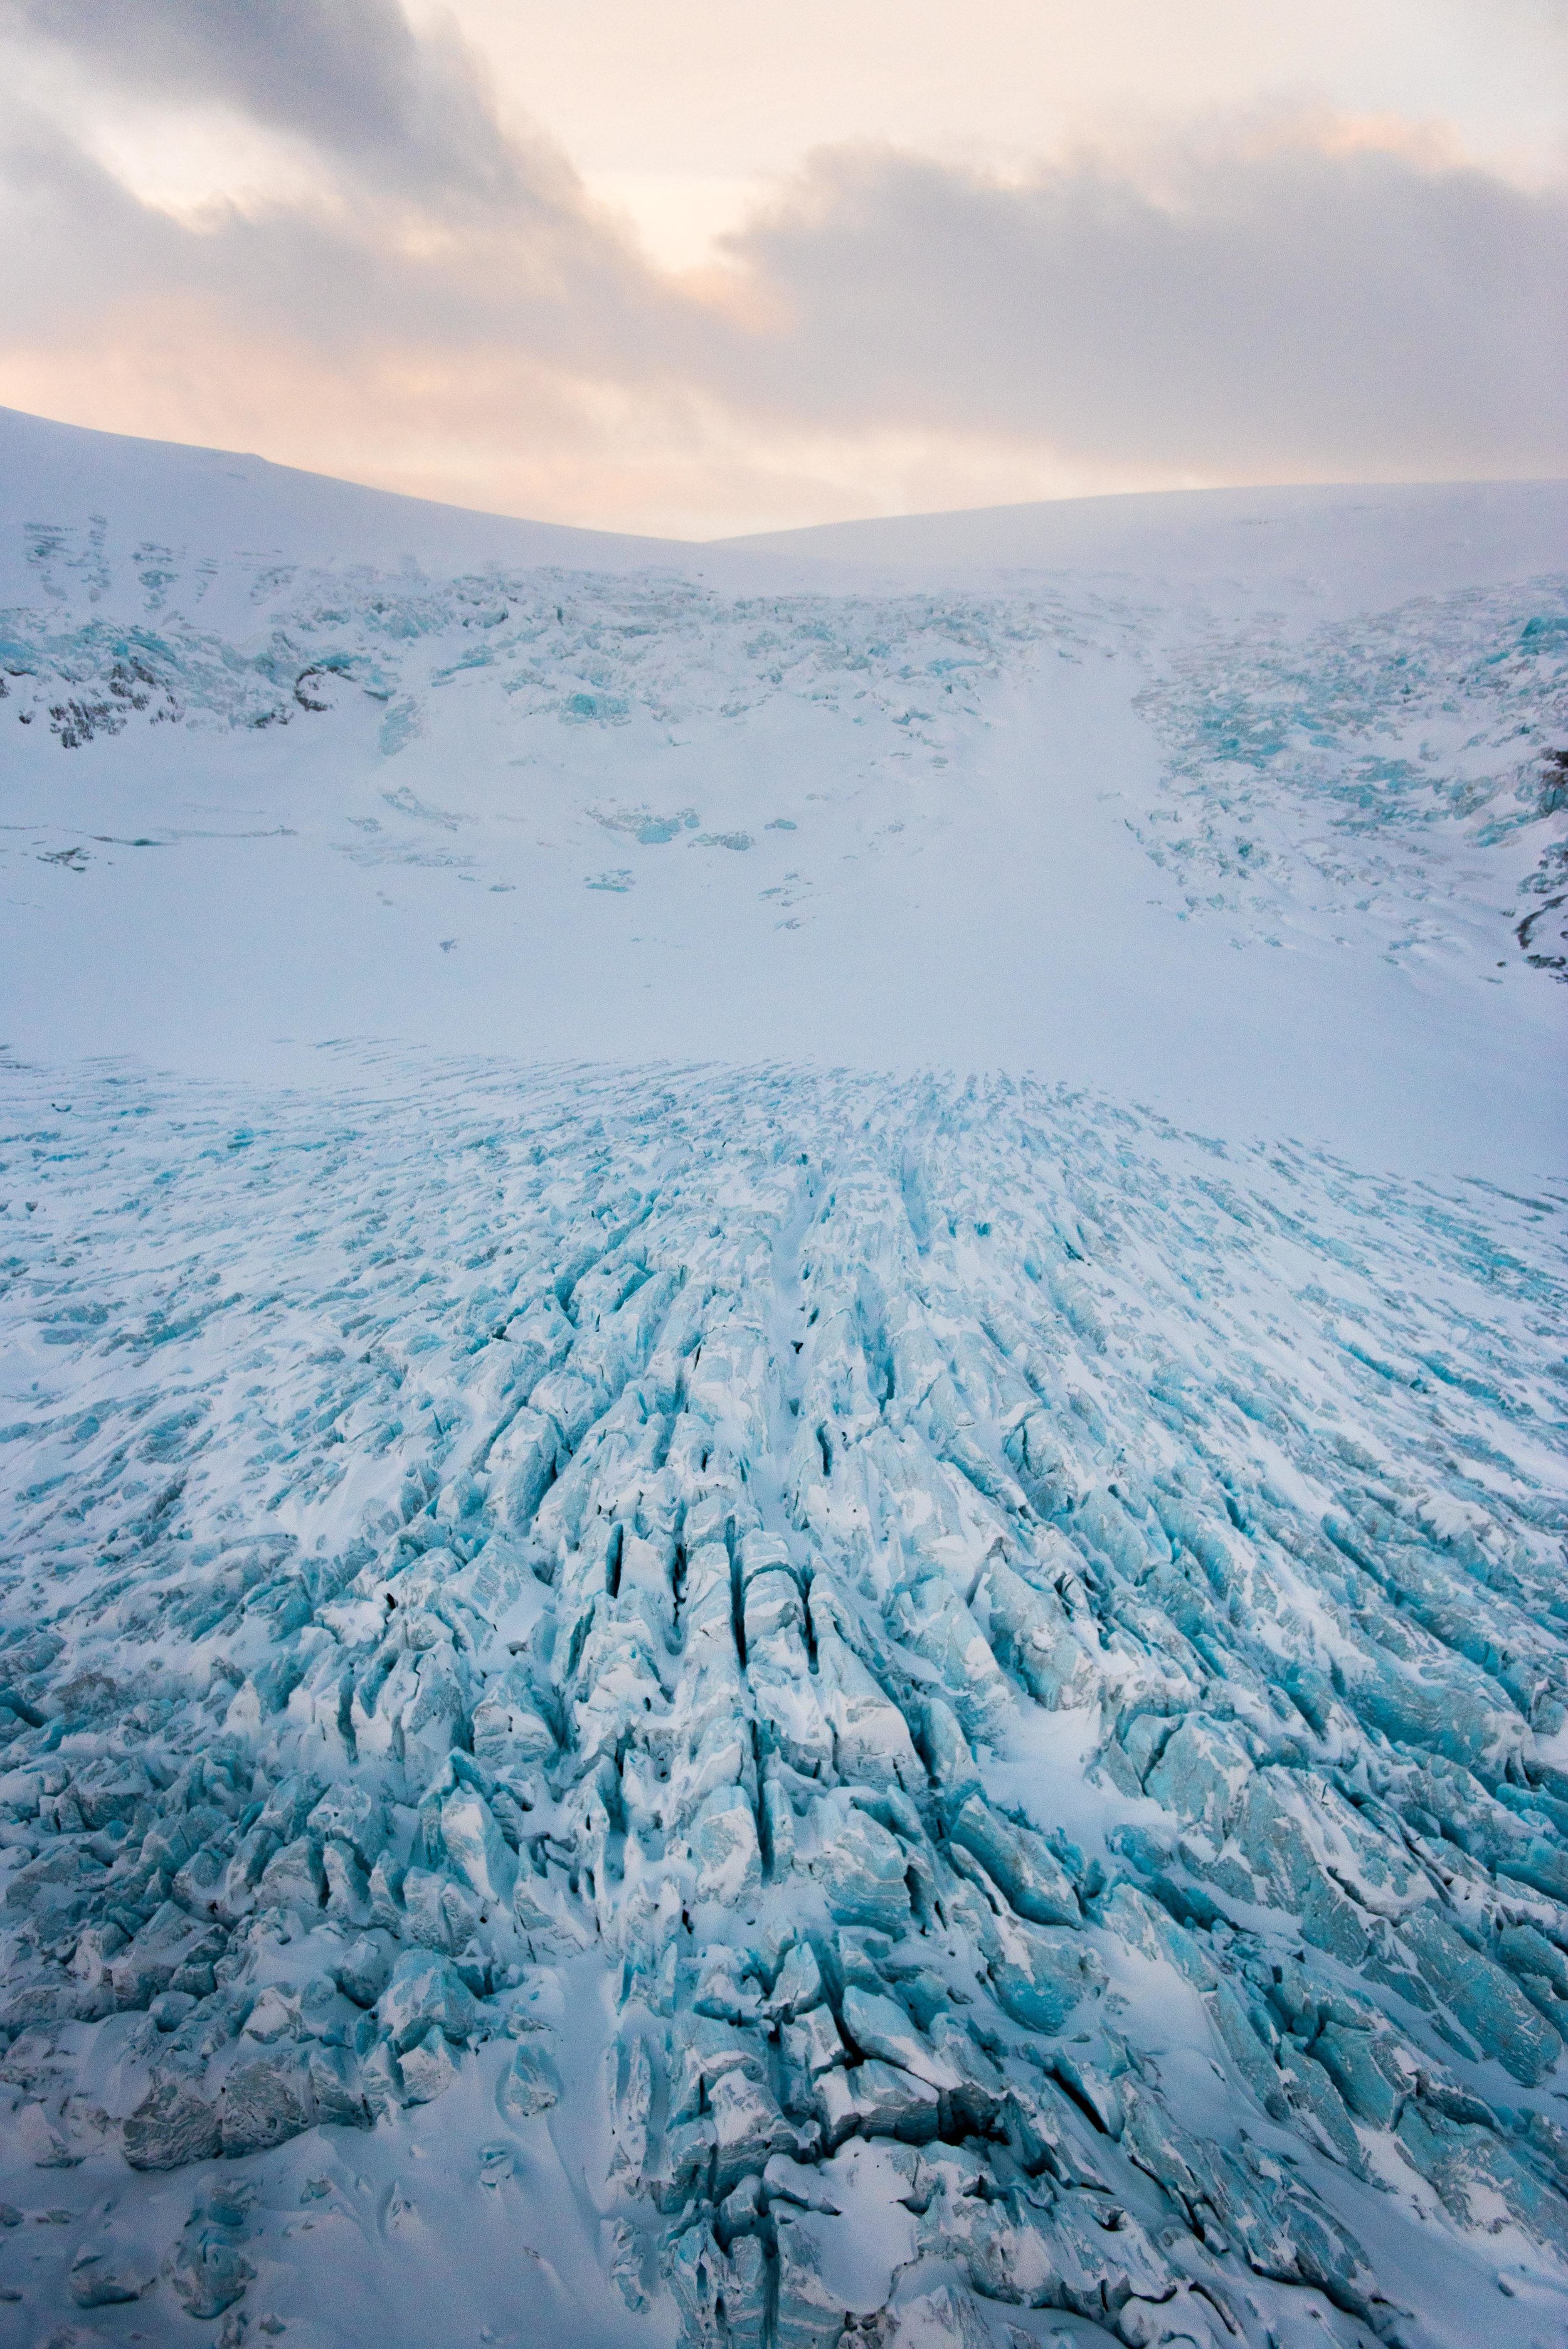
[721,480,1568,614]
[2,408,1564,1169]
[0,406,689,595]
[1,413,1566,2349]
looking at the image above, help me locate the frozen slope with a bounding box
[0,413,1567,2348]
[0,405,689,592]
[0,409,1564,1171]
[719,480,1568,616]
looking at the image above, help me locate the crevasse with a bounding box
[0,1060,1564,2344]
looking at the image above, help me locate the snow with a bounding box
[0,408,1565,2348]
[1,408,1562,1172]
[719,479,1568,616]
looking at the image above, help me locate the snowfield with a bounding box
[3,409,1565,1167]
[0,411,1565,2348]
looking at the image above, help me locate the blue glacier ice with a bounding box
[0,1058,1562,2345]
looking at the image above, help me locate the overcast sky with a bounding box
[0,0,1564,536]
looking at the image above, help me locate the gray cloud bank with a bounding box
[1,0,1564,525]
[14,0,534,204]
[733,142,1567,475]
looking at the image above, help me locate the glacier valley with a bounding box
[0,411,1565,2349]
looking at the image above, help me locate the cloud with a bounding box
[724,132,1568,476]
[0,0,1562,531]
[6,0,541,207]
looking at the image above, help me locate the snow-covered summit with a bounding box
[6,404,1561,609]
[0,406,688,607]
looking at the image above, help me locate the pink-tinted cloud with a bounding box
[0,0,1562,531]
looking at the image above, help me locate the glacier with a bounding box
[3,410,1564,1169]
[0,411,1565,2348]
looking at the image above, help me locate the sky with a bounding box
[0,0,1564,537]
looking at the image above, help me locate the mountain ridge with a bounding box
[6,401,1565,605]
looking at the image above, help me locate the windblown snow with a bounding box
[0,411,1566,2349]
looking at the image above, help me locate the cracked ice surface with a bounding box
[0,1059,1565,2348]
[1130,581,1568,973]
[6,524,1564,977]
